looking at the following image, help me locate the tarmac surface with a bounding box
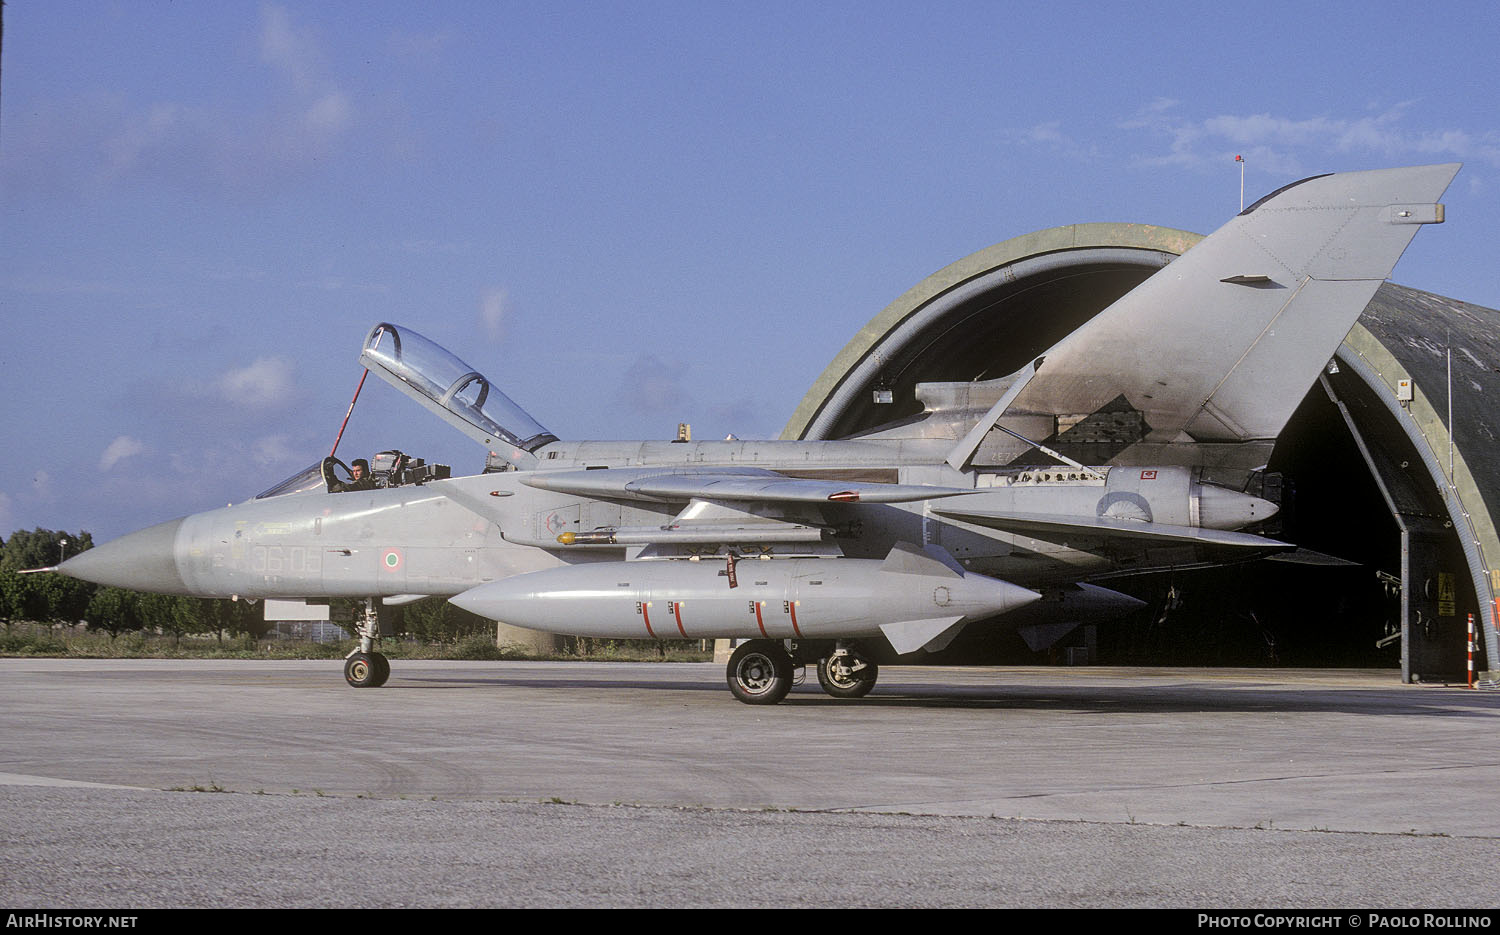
[2,658,1497,908]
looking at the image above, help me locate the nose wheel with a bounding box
[726,640,794,705]
[344,651,390,687]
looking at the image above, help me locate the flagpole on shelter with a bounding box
[1236,154,1245,211]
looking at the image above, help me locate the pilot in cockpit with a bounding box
[335,458,376,493]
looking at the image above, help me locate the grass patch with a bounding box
[0,631,68,655]
[0,622,714,662]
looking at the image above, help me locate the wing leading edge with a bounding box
[520,467,979,504]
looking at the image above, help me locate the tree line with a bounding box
[0,527,492,642]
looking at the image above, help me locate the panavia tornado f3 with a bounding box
[52,164,1459,703]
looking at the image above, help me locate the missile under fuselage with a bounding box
[449,543,1042,646]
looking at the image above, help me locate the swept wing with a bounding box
[520,466,978,504]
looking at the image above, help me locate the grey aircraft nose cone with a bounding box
[56,517,189,594]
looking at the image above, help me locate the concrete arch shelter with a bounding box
[785,224,1500,684]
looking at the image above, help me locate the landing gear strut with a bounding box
[816,642,878,699]
[344,598,390,688]
[726,639,794,705]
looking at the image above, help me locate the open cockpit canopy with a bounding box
[359,322,556,455]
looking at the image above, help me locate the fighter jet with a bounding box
[53,164,1458,703]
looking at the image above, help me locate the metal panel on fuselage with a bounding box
[175,475,553,599]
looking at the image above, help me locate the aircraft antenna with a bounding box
[331,368,369,457]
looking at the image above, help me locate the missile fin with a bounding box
[879,541,964,578]
[879,615,966,655]
[1017,621,1081,652]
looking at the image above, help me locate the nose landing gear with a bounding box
[343,598,392,688]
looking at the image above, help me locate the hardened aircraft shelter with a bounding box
[784,224,1500,684]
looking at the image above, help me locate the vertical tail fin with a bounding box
[1000,164,1459,455]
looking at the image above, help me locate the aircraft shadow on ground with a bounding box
[392,672,1497,717]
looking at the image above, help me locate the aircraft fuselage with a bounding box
[65,438,1272,605]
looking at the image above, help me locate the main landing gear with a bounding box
[726,640,794,705]
[816,644,878,699]
[343,598,391,688]
[725,639,879,705]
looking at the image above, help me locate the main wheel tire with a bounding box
[370,652,391,687]
[816,654,878,699]
[344,652,381,688]
[726,640,794,705]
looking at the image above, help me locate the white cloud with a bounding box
[1008,121,1100,162]
[259,4,324,93]
[219,357,296,406]
[1117,101,1500,175]
[10,6,356,197]
[259,5,353,155]
[1023,121,1065,145]
[302,91,353,137]
[99,436,147,471]
[481,288,509,342]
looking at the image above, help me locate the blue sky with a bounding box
[4,1,1499,542]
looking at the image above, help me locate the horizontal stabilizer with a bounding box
[930,506,1292,552]
[879,615,967,655]
[1263,548,1360,567]
[522,468,978,504]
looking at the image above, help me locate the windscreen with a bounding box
[254,462,330,499]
